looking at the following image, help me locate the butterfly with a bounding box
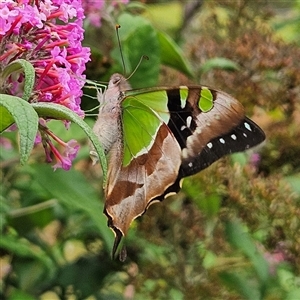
[91,73,265,258]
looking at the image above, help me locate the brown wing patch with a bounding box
[104,123,181,242]
[181,88,245,162]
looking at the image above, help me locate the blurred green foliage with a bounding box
[1,1,300,299]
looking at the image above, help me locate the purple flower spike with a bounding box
[0,0,90,117]
[0,1,90,170]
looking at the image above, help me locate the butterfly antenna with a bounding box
[116,24,126,76]
[126,55,149,81]
[116,24,149,81]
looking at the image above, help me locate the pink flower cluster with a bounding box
[0,0,90,117]
[0,0,90,170]
[82,0,129,27]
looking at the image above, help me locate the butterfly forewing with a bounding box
[163,86,265,177]
[180,117,265,176]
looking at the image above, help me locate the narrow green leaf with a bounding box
[225,219,269,283]
[6,246,54,292]
[0,234,52,268]
[28,164,114,254]
[31,102,107,181]
[158,31,194,78]
[200,57,241,74]
[8,200,58,235]
[219,272,261,300]
[0,94,38,165]
[1,59,35,101]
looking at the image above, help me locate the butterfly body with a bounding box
[92,74,265,257]
[92,74,129,155]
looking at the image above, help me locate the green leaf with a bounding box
[13,258,49,292]
[202,250,217,269]
[7,290,36,300]
[182,178,221,217]
[55,255,121,298]
[219,272,261,300]
[277,266,300,293]
[231,152,249,167]
[31,102,107,181]
[286,289,300,300]
[225,219,269,283]
[284,174,300,196]
[158,31,194,78]
[0,234,52,268]
[0,196,10,231]
[8,200,58,235]
[1,59,35,101]
[0,104,15,131]
[200,57,241,74]
[112,13,160,88]
[28,164,114,254]
[143,2,183,33]
[0,94,39,165]
[197,193,221,217]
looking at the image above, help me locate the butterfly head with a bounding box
[108,73,131,92]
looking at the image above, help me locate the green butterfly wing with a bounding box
[121,90,171,166]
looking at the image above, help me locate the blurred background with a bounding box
[1,0,300,299]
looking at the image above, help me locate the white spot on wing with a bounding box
[243,133,248,138]
[186,135,194,145]
[188,162,193,167]
[207,142,213,149]
[186,116,192,128]
[219,138,225,144]
[244,122,252,131]
[181,125,187,131]
[231,134,237,140]
[179,179,184,188]
[214,113,220,120]
[182,148,189,159]
[195,127,202,134]
[164,192,177,198]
